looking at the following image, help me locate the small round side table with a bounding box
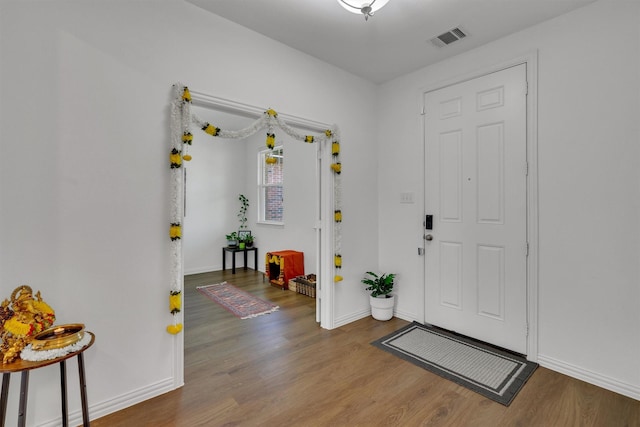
[0,332,95,427]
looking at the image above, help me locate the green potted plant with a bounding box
[226,232,238,248]
[361,271,396,321]
[238,194,249,230]
[244,234,254,248]
[236,195,251,249]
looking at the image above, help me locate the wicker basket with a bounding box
[293,275,316,298]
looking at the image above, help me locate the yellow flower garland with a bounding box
[181,132,193,145]
[202,123,220,136]
[167,290,183,334]
[170,149,182,169]
[171,85,346,330]
[170,223,181,241]
[166,323,183,334]
[334,254,342,268]
[32,300,54,315]
[182,87,191,103]
[266,132,275,149]
[169,290,181,314]
[3,317,32,337]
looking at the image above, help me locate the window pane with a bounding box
[264,148,283,185]
[265,185,283,222]
[259,146,284,223]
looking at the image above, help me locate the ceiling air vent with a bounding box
[431,27,467,48]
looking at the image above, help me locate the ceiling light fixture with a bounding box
[337,0,390,21]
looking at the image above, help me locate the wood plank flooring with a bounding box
[92,270,640,426]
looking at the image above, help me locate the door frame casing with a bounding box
[420,51,539,361]
[174,91,336,388]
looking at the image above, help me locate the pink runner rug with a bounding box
[196,282,279,319]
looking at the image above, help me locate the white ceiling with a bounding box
[186,0,597,84]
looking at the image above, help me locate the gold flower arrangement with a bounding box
[0,285,56,364]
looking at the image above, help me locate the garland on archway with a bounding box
[167,84,343,334]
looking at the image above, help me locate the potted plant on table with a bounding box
[236,194,252,249]
[361,271,396,321]
[226,232,238,248]
[225,195,251,249]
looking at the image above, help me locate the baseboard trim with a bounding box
[334,309,370,328]
[65,377,176,426]
[538,354,640,401]
[185,266,265,276]
[394,310,419,323]
[184,265,220,275]
[335,309,417,329]
[37,377,176,426]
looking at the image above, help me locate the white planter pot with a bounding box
[370,295,395,321]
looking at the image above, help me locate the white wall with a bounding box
[378,0,640,399]
[0,1,378,425]
[183,107,249,274]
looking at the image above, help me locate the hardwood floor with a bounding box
[92,270,640,426]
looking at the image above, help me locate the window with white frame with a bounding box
[258,146,284,224]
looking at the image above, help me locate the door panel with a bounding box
[477,123,504,223]
[424,64,527,354]
[440,131,463,222]
[477,244,504,320]
[440,241,462,309]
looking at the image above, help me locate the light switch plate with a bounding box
[400,191,415,204]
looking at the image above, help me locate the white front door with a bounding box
[424,64,528,354]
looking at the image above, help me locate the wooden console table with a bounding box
[0,332,95,427]
[222,246,258,274]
